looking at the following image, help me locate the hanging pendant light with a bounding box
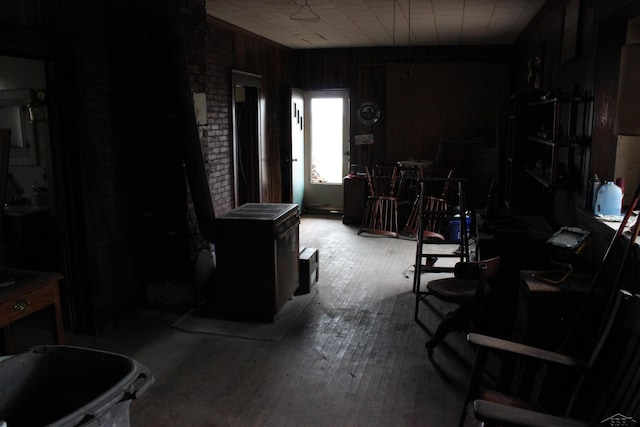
[290,0,320,22]
[406,0,412,77]
[392,0,396,47]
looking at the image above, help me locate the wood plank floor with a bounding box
[20,214,481,426]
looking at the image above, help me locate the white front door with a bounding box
[303,90,350,212]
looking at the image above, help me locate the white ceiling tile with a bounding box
[206,0,546,48]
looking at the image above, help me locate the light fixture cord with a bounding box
[406,0,412,77]
[408,0,411,57]
[393,0,396,47]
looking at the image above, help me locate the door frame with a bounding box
[290,88,305,210]
[231,70,266,206]
[303,89,350,212]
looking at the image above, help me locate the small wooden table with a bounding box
[517,270,593,350]
[0,269,64,354]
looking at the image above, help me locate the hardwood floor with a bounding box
[16,214,479,426]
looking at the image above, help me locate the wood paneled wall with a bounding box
[386,62,510,164]
[293,46,513,173]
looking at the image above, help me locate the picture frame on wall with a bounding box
[0,90,39,166]
[561,0,581,63]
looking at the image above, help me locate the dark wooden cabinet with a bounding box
[517,270,595,350]
[342,175,368,225]
[213,203,300,319]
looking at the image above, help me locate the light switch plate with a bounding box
[193,92,207,125]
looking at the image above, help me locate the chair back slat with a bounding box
[424,196,448,235]
[365,165,375,197]
[367,165,399,197]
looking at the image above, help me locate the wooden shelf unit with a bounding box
[524,95,593,189]
[502,92,537,210]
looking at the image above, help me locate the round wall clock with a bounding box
[357,100,381,125]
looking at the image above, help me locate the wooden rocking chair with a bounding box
[458,289,640,426]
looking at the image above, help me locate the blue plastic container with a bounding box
[594,181,623,216]
[447,214,471,241]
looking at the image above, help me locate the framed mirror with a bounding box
[0,89,38,166]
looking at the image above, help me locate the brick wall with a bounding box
[182,3,235,258]
[204,18,234,218]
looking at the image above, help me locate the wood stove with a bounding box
[213,203,300,319]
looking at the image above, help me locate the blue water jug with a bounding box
[594,181,622,216]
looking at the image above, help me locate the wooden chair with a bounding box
[409,174,465,289]
[359,165,401,237]
[458,289,640,427]
[413,176,477,334]
[421,256,501,357]
[403,169,453,238]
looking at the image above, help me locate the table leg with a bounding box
[51,283,65,345]
[2,326,15,354]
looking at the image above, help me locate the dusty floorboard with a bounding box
[16,214,480,426]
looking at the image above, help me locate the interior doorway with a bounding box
[303,89,350,212]
[232,70,265,206]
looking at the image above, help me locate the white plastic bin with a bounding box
[0,345,154,427]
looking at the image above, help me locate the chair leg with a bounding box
[458,347,489,427]
[425,307,468,356]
